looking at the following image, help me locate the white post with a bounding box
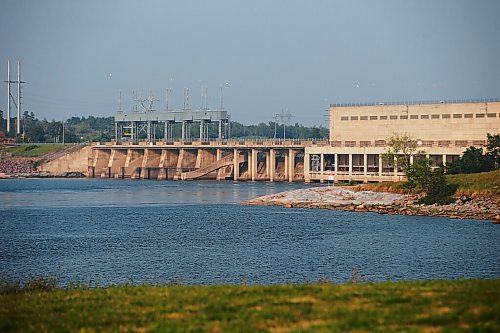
[378,155,383,177]
[363,154,367,177]
[6,60,10,133]
[348,154,352,176]
[334,153,338,175]
[17,61,21,135]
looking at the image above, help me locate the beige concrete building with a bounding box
[304,100,500,182]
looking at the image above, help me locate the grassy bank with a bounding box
[1,279,499,332]
[447,170,500,196]
[0,143,75,158]
[358,170,500,197]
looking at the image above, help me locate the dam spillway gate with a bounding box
[88,140,306,182]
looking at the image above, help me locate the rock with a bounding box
[355,205,367,212]
[493,215,500,224]
[460,195,472,203]
[283,203,293,208]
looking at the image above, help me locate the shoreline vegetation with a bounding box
[1,278,498,332]
[243,171,500,223]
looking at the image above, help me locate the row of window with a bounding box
[329,139,485,148]
[340,113,498,121]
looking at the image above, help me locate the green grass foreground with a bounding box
[1,279,499,332]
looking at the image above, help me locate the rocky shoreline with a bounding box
[242,187,500,223]
[0,171,86,179]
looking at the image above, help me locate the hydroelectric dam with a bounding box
[39,99,499,183]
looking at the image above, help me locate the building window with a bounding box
[487,113,497,118]
[345,141,356,147]
[360,116,368,120]
[421,115,429,119]
[438,140,451,147]
[453,114,462,118]
[341,116,349,121]
[370,116,378,120]
[464,114,473,118]
[360,141,371,147]
[350,116,359,120]
[400,115,408,119]
[390,115,398,120]
[422,140,434,147]
[410,115,418,119]
[380,116,388,120]
[476,113,485,118]
[455,140,468,147]
[331,141,341,147]
[431,114,440,119]
[442,114,451,119]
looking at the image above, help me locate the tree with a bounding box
[404,157,432,190]
[446,133,499,174]
[446,147,491,174]
[485,133,500,170]
[382,132,424,174]
[383,133,455,204]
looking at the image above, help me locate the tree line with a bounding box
[1,112,328,143]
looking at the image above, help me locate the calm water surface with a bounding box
[0,179,499,285]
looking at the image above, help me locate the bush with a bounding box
[417,193,456,205]
[405,158,432,190]
[417,182,458,205]
[447,133,499,174]
[405,161,457,205]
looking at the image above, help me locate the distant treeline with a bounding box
[1,112,328,143]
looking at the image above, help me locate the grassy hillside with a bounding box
[447,170,500,196]
[0,144,71,158]
[1,279,499,332]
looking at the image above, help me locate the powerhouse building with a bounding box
[304,99,500,182]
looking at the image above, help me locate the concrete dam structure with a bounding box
[88,140,306,182]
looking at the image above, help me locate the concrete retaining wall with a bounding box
[38,146,92,175]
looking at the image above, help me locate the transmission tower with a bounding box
[277,108,293,139]
[4,60,24,135]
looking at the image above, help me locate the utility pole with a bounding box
[273,113,279,139]
[16,61,21,134]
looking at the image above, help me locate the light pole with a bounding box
[273,114,279,139]
[219,82,229,110]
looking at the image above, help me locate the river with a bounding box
[0,179,498,285]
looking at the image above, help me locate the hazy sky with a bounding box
[1,0,499,125]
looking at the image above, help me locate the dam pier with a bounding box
[88,140,307,182]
